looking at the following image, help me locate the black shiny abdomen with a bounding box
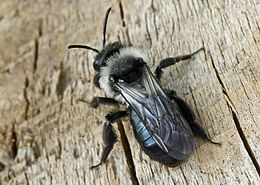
[130,109,182,166]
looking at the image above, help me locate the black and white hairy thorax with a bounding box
[99,47,150,103]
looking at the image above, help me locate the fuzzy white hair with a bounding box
[99,47,149,103]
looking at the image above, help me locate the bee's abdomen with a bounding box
[130,109,182,166]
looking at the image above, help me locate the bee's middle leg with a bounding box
[77,96,119,108]
[90,97,119,108]
[90,110,128,169]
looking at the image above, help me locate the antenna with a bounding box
[102,7,112,46]
[68,8,112,52]
[68,45,99,53]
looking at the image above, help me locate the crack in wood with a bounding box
[11,124,18,159]
[230,108,260,176]
[32,142,41,161]
[209,52,260,176]
[23,77,30,120]
[125,27,132,46]
[118,1,125,27]
[180,166,188,184]
[144,14,153,49]
[118,1,132,46]
[189,86,204,125]
[56,138,62,160]
[117,120,139,185]
[33,39,38,73]
[56,63,67,98]
[151,1,159,42]
[24,172,29,185]
[0,162,5,172]
[33,20,42,73]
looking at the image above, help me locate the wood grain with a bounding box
[0,0,259,184]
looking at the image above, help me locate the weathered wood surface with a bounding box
[0,0,259,184]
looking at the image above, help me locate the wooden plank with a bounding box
[0,0,259,184]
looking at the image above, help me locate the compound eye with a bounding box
[93,61,100,71]
[109,76,115,83]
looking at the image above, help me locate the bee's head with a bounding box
[68,7,123,71]
[93,41,125,71]
[68,8,127,72]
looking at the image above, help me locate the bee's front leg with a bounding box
[155,48,204,80]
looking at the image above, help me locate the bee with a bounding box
[69,8,220,168]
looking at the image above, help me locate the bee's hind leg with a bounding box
[90,110,128,169]
[155,48,204,80]
[166,90,221,145]
[165,89,194,124]
[189,122,221,145]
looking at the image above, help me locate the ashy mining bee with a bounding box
[68,8,219,168]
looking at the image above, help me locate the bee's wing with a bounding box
[115,65,194,160]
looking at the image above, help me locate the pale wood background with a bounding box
[0,0,259,184]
